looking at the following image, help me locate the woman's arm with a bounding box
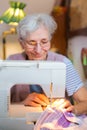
[73,86,87,115]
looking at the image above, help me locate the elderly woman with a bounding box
[7,13,87,116]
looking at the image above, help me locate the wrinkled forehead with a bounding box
[25,25,50,41]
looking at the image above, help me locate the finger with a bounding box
[32,96,47,106]
[24,100,41,107]
[66,105,74,112]
[22,94,41,107]
[23,93,49,107]
[52,99,65,107]
[59,99,72,109]
[38,94,49,105]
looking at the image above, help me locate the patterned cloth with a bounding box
[34,106,87,130]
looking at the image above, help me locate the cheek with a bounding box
[43,43,51,51]
[24,46,33,54]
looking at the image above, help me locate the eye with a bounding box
[41,39,48,44]
[28,40,36,45]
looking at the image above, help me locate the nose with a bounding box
[35,43,42,53]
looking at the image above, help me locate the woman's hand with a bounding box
[22,94,74,113]
[22,92,49,107]
[52,98,74,112]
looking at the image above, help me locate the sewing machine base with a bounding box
[0,118,34,130]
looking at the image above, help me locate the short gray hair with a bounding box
[17,13,57,40]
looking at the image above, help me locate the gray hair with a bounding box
[17,13,57,40]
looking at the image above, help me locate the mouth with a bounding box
[33,57,43,60]
[33,53,43,58]
[33,55,46,60]
[36,55,42,58]
[29,52,47,60]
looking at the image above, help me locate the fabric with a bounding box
[7,51,83,98]
[11,84,29,102]
[30,84,45,94]
[11,84,45,103]
[34,105,87,130]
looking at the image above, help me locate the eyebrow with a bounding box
[29,40,36,42]
[29,38,48,41]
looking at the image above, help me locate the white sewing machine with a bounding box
[0,60,66,130]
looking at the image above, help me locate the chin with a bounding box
[33,58,43,60]
[32,57,46,60]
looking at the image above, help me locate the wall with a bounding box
[68,36,87,83]
[0,0,56,59]
[68,1,87,85]
[70,0,87,31]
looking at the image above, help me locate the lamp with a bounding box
[0,1,26,59]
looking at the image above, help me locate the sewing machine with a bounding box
[0,60,66,130]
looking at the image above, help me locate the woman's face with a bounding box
[21,25,51,60]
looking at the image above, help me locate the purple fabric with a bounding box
[58,112,70,127]
[11,84,30,102]
[34,106,87,130]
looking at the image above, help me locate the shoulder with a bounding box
[47,51,69,62]
[7,52,26,60]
